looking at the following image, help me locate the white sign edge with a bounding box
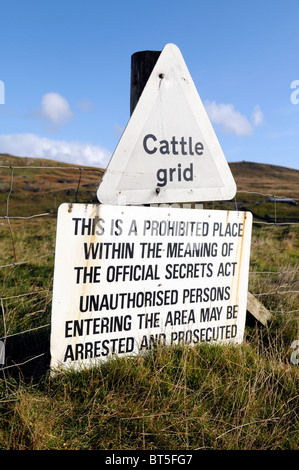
[97,43,236,206]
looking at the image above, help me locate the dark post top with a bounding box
[130,50,161,116]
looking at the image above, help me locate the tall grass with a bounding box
[0,218,298,450]
[0,340,298,450]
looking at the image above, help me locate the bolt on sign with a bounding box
[97,43,236,206]
[50,203,252,372]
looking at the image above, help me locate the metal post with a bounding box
[130,50,161,116]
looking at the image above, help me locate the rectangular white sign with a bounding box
[50,204,252,371]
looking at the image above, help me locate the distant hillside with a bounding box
[0,153,104,217]
[0,154,298,222]
[229,161,299,198]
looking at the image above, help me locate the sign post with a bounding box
[50,43,253,372]
[50,204,252,371]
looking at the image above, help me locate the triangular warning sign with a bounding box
[97,43,236,205]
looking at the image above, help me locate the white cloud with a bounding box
[251,105,264,126]
[113,123,125,139]
[204,100,253,136]
[39,92,74,128]
[76,100,94,113]
[204,101,264,136]
[0,133,111,167]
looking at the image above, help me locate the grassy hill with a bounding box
[0,153,104,218]
[230,160,299,197]
[1,154,298,221]
[0,154,298,450]
[228,162,299,223]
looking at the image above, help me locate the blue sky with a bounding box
[0,0,299,170]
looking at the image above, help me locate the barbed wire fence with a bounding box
[0,163,298,399]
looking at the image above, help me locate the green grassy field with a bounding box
[0,156,298,450]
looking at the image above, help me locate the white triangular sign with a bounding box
[97,43,236,205]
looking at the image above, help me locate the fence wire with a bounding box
[0,163,298,398]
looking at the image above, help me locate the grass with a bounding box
[0,340,298,450]
[0,157,298,450]
[0,220,298,450]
